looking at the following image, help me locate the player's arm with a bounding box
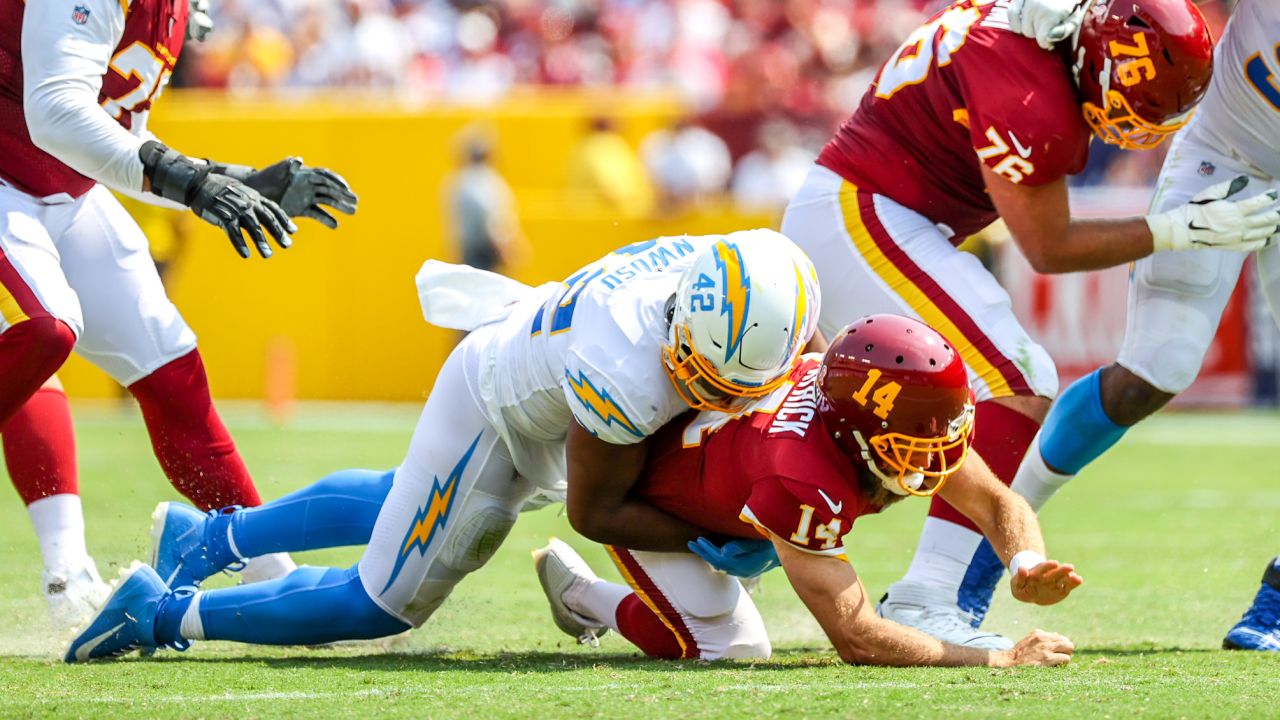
[564,422,706,552]
[985,167,1280,274]
[936,452,1083,605]
[984,168,1153,273]
[773,534,1074,667]
[20,1,298,258]
[21,0,151,195]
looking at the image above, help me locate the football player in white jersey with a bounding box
[899,0,1280,652]
[64,230,821,661]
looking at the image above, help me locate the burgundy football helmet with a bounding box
[817,315,974,497]
[1073,0,1214,150]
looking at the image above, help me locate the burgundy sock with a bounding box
[3,385,78,504]
[128,349,262,510]
[927,400,1040,532]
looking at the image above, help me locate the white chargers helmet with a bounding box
[663,229,821,412]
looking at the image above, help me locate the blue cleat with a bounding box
[956,538,1005,628]
[64,562,188,663]
[150,502,242,590]
[1223,557,1280,652]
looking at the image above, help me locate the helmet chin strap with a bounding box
[851,431,924,496]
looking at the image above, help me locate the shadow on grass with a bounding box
[133,647,849,673]
[1075,646,1227,657]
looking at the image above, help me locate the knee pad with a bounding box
[6,316,76,363]
[1121,334,1210,395]
[720,633,772,661]
[441,505,517,573]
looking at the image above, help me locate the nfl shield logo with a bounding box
[71,5,90,24]
[1198,161,1216,177]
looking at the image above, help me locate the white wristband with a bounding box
[1009,550,1046,575]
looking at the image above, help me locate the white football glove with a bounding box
[188,0,214,42]
[1007,0,1087,50]
[1147,176,1280,253]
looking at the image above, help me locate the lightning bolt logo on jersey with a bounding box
[380,432,483,594]
[565,370,643,438]
[714,240,752,366]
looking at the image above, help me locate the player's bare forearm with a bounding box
[937,453,1044,566]
[564,423,704,551]
[938,452,1084,605]
[983,166,1153,273]
[774,536,1024,667]
[1057,217,1155,271]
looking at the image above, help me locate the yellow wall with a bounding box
[58,90,774,401]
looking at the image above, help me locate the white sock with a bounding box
[898,517,983,594]
[27,494,90,571]
[564,579,632,632]
[239,552,297,584]
[1010,433,1075,511]
[180,593,205,641]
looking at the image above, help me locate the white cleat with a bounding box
[532,538,609,647]
[877,581,1014,650]
[43,558,111,632]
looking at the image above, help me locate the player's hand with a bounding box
[1010,559,1083,606]
[187,0,214,42]
[1000,629,1075,667]
[242,158,359,230]
[190,175,296,259]
[140,140,297,259]
[1148,176,1280,253]
[688,537,780,578]
[1007,0,1086,50]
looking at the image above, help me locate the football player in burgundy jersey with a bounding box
[1010,0,1280,653]
[779,0,1280,648]
[0,0,356,625]
[535,316,1082,667]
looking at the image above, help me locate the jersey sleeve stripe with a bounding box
[737,507,773,538]
[837,180,1032,398]
[605,545,699,659]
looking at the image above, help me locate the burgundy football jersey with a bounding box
[0,0,187,198]
[817,0,1090,239]
[636,357,880,557]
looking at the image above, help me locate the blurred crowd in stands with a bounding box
[181,0,1238,214]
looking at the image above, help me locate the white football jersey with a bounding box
[478,234,719,446]
[1193,0,1280,180]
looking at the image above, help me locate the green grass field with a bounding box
[0,403,1277,719]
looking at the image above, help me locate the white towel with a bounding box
[415,259,539,331]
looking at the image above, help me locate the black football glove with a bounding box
[140,140,295,259]
[210,158,359,230]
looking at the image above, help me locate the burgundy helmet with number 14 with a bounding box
[817,315,975,498]
[1072,0,1214,150]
